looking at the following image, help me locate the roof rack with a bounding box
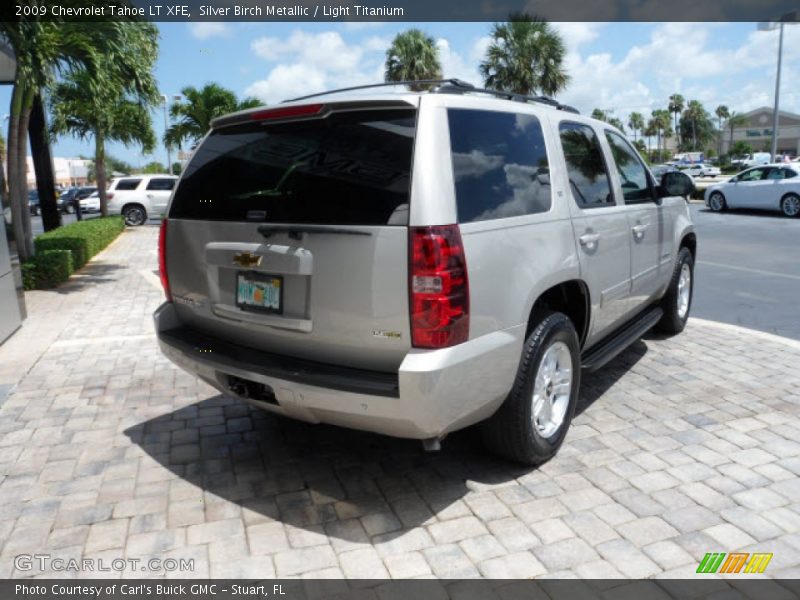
[283,79,580,114]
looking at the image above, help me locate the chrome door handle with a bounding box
[147,194,155,198]
[632,224,647,240]
[579,233,600,249]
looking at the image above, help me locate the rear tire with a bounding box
[780,193,800,218]
[708,191,726,212]
[656,247,694,335]
[482,311,580,466]
[123,204,147,226]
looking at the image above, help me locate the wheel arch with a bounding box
[525,279,590,349]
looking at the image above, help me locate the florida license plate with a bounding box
[236,272,283,314]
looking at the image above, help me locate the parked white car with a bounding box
[106,175,179,225]
[705,164,800,217]
[682,163,721,178]
[79,191,101,213]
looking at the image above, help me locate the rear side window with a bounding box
[146,178,176,191]
[115,179,142,191]
[559,122,614,209]
[447,108,551,222]
[604,130,651,203]
[169,109,415,225]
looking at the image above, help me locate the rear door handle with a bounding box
[146,194,155,198]
[632,224,648,240]
[579,233,600,249]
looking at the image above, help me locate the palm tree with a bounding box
[668,94,685,146]
[651,109,671,160]
[480,14,569,97]
[48,23,159,217]
[607,117,626,133]
[591,108,607,121]
[714,105,729,156]
[165,84,261,150]
[628,112,644,142]
[384,29,442,88]
[50,80,157,218]
[2,21,158,259]
[683,100,706,150]
[726,112,748,156]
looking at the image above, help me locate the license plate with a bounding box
[236,272,283,314]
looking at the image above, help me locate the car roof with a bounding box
[211,80,590,130]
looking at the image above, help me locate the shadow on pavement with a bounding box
[51,263,125,294]
[125,341,648,542]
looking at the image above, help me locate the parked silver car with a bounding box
[155,81,697,464]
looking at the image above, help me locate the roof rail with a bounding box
[283,79,476,103]
[283,79,579,114]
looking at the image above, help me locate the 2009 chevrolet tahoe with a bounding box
[155,80,697,465]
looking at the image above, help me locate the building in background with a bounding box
[26,157,91,188]
[722,107,800,157]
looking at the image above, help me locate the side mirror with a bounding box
[660,171,695,198]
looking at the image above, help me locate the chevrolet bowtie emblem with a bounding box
[232,251,262,268]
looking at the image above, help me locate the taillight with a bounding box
[158,218,171,302]
[249,104,324,121]
[107,193,114,200]
[409,225,469,349]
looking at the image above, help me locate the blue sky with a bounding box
[3,21,799,166]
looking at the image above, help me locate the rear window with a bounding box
[169,109,416,225]
[447,108,551,222]
[115,179,142,191]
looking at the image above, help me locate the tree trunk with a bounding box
[29,93,62,232]
[7,83,34,262]
[17,88,35,259]
[96,133,108,217]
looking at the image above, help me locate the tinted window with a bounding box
[605,131,651,203]
[559,122,614,209]
[447,109,551,222]
[782,168,798,179]
[146,178,176,191]
[170,109,415,224]
[116,179,142,191]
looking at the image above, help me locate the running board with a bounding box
[580,306,663,372]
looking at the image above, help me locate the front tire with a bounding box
[656,247,694,335]
[708,191,726,212]
[780,193,800,218]
[123,205,147,226]
[483,312,581,466]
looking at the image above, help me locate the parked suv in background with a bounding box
[155,81,697,464]
[105,174,178,225]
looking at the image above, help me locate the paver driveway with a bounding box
[1,227,799,580]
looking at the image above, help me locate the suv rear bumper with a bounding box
[155,302,522,439]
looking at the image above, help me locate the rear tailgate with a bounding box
[164,100,418,372]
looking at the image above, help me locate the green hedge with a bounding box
[34,216,124,269]
[24,216,125,290]
[22,250,74,290]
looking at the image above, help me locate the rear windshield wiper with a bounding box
[257,225,373,241]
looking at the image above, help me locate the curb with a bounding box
[688,317,800,351]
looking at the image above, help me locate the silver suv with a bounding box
[155,81,696,465]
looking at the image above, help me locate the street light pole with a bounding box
[161,94,172,175]
[770,22,784,162]
[759,12,798,161]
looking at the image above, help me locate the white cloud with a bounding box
[246,30,386,104]
[188,23,231,40]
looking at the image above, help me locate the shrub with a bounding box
[25,216,125,290]
[22,250,74,290]
[34,216,124,269]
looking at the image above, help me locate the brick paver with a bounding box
[1,226,799,579]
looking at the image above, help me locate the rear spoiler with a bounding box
[210,100,416,130]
